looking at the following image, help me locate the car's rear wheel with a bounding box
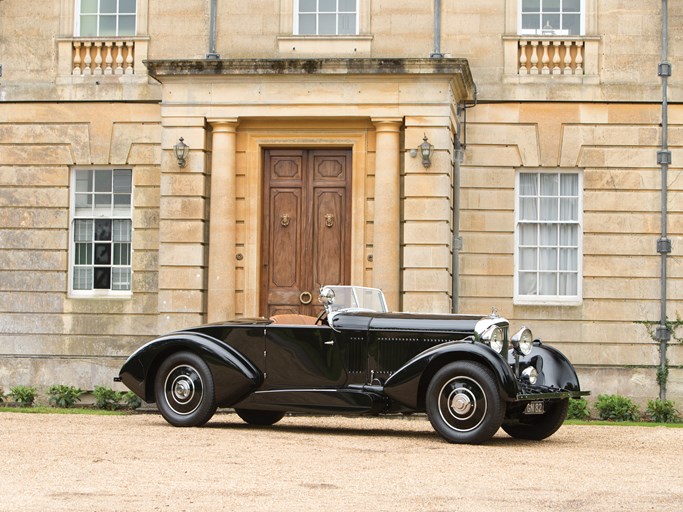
[425,361,504,444]
[235,408,285,426]
[154,351,217,427]
[502,398,569,441]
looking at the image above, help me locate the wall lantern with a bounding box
[174,137,189,168]
[419,134,434,168]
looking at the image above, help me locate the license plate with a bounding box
[524,401,545,415]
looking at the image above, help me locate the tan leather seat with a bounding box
[269,314,318,326]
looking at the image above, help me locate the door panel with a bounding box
[261,149,351,318]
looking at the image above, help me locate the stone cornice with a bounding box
[144,58,475,100]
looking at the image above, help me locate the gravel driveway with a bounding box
[1,411,681,512]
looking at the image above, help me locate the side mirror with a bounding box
[319,287,335,307]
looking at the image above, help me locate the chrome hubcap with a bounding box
[163,364,204,416]
[438,375,487,432]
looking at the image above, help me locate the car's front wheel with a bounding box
[502,398,569,441]
[154,351,217,427]
[235,408,285,426]
[425,361,504,444]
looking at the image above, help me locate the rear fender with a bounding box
[118,332,262,407]
[383,341,518,410]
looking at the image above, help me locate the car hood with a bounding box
[332,310,487,333]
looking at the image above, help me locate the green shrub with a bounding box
[0,386,5,403]
[568,398,591,420]
[93,386,122,410]
[10,385,38,407]
[121,391,142,410]
[645,399,680,423]
[595,394,640,422]
[47,385,85,408]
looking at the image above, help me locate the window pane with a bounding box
[560,173,578,195]
[120,0,137,13]
[112,268,131,291]
[113,169,132,192]
[119,15,136,35]
[95,219,112,241]
[319,13,336,34]
[559,273,577,295]
[338,14,355,34]
[522,0,541,12]
[563,13,580,35]
[299,0,316,12]
[519,272,537,295]
[94,267,111,289]
[75,243,92,265]
[113,243,131,265]
[319,0,336,12]
[564,0,581,11]
[560,197,578,221]
[95,244,111,265]
[73,268,93,290]
[544,0,561,12]
[80,0,98,14]
[75,171,92,192]
[540,224,558,245]
[540,174,558,196]
[560,224,578,245]
[519,173,537,195]
[113,219,132,242]
[540,198,558,220]
[520,248,537,271]
[94,194,112,214]
[80,15,98,36]
[299,13,316,34]
[520,198,538,220]
[99,15,117,36]
[539,273,557,295]
[522,13,540,30]
[101,0,118,14]
[95,170,112,192]
[75,194,93,216]
[520,224,537,245]
[541,14,561,31]
[74,220,94,242]
[540,248,557,270]
[339,0,356,12]
[559,248,577,270]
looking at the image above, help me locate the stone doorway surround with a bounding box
[146,58,474,328]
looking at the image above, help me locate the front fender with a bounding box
[383,341,518,410]
[118,332,262,407]
[514,342,583,392]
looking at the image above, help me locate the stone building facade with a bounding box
[0,0,681,403]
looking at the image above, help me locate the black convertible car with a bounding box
[117,286,588,444]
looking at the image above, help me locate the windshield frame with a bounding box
[319,285,388,315]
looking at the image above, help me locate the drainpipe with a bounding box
[206,0,220,59]
[451,87,477,314]
[431,0,443,58]
[656,0,672,400]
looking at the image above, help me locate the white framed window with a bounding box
[69,168,133,297]
[76,0,137,37]
[294,0,358,35]
[514,171,582,305]
[519,0,584,36]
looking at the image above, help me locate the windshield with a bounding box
[320,286,388,313]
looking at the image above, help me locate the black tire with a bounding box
[154,351,217,427]
[502,398,569,441]
[235,408,286,426]
[425,361,504,444]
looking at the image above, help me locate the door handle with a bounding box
[324,340,335,346]
[299,291,312,305]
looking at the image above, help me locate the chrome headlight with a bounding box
[511,327,533,356]
[521,366,538,385]
[481,326,505,354]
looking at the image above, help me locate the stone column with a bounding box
[207,119,239,322]
[372,118,402,311]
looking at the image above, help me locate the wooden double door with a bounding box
[261,149,352,317]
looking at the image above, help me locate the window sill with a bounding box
[277,35,373,56]
[514,297,583,307]
[68,291,133,300]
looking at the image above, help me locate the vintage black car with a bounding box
[117,285,588,444]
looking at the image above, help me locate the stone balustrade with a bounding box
[56,37,149,81]
[518,38,584,75]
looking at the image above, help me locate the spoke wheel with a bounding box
[235,408,285,426]
[426,361,504,444]
[155,351,217,427]
[502,398,569,441]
